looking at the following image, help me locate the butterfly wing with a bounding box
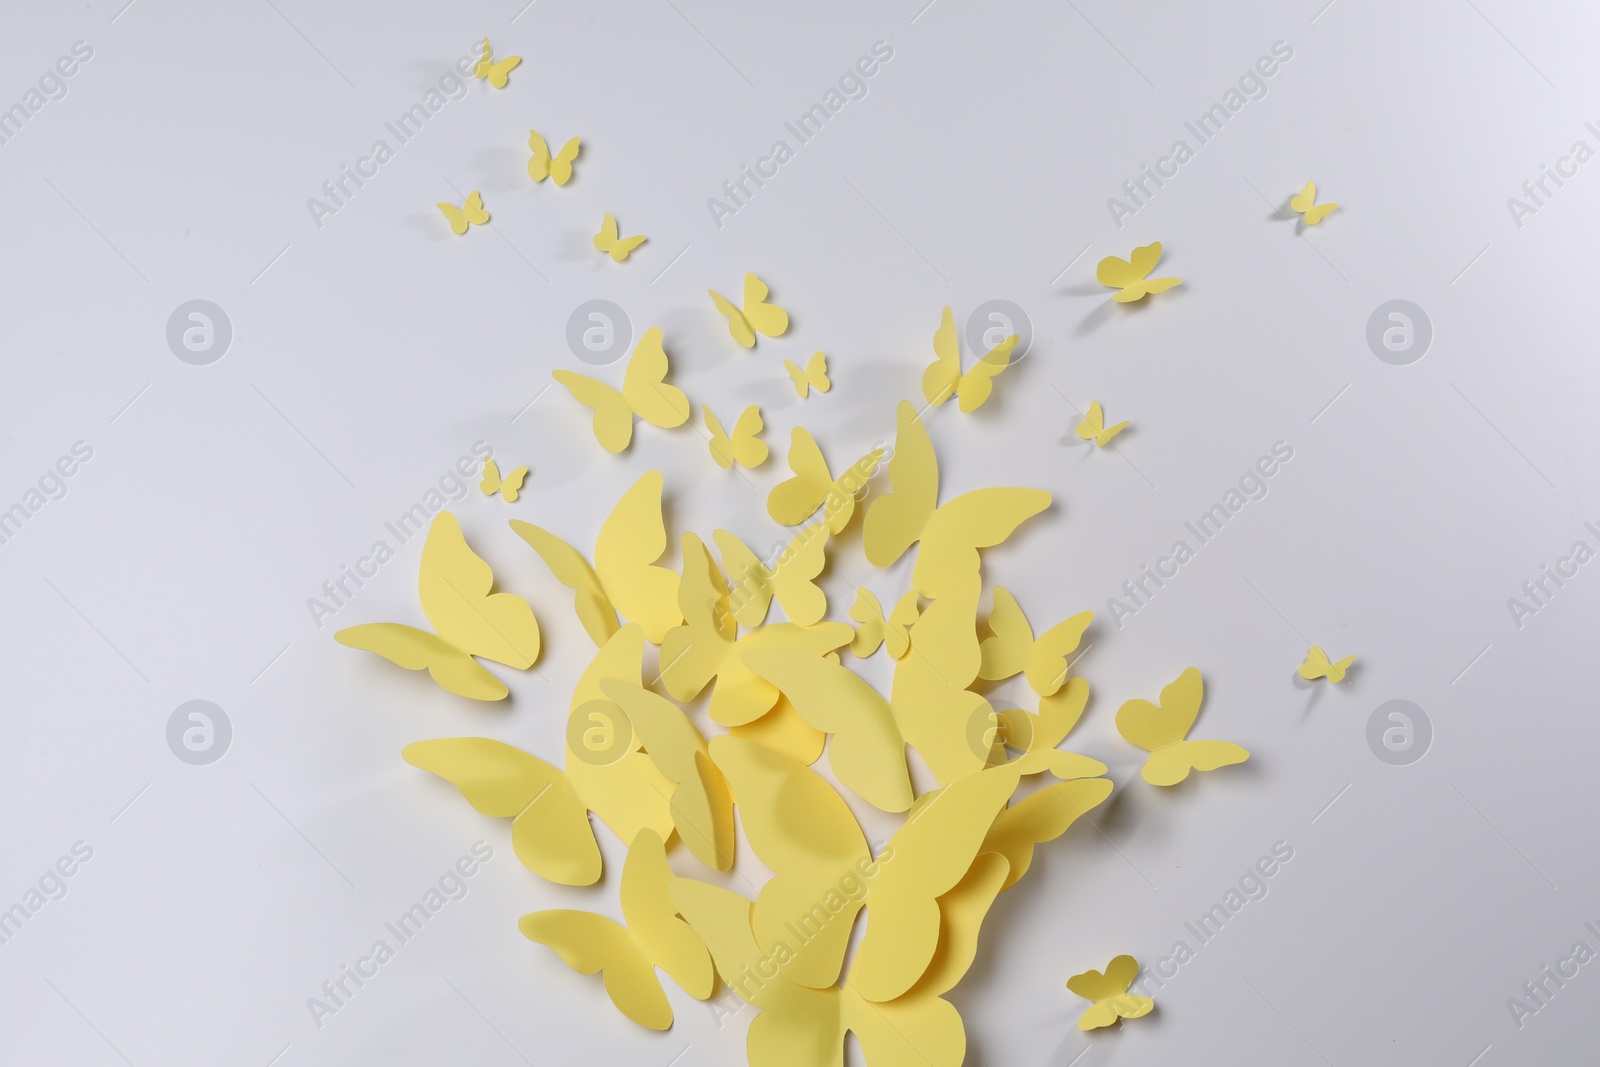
[977,586,1033,682]
[1076,401,1105,442]
[711,622,854,727]
[863,401,940,568]
[333,623,507,700]
[913,488,1052,600]
[552,370,635,453]
[611,232,646,261]
[658,534,736,702]
[527,129,552,181]
[702,405,734,470]
[436,202,468,234]
[1099,418,1130,446]
[499,467,528,502]
[620,327,690,431]
[462,191,488,225]
[1298,645,1332,680]
[404,738,600,884]
[551,136,581,185]
[1305,201,1338,225]
[741,272,789,339]
[921,306,963,407]
[981,776,1112,890]
[955,333,1017,413]
[806,351,830,392]
[1328,654,1356,682]
[902,851,1010,998]
[709,288,755,347]
[479,458,502,496]
[712,529,775,628]
[1290,180,1316,214]
[768,427,833,525]
[1116,666,1203,755]
[487,55,520,87]
[508,521,619,647]
[619,829,716,998]
[592,212,619,255]
[769,524,829,626]
[1144,739,1251,786]
[729,405,769,468]
[885,591,920,659]
[417,512,540,669]
[785,359,810,398]
[1025,610,1093,695]
[518,910,673,1029]
[594,471,682,643]
[849,588,886,657]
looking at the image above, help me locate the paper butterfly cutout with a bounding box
[767,427,884,534]
[714,524,829,627]
[528,130,580,185]
[703,404,768,469]
[1076,401,1129,447]
[510,470,682,645]
[982,774,1114,890]
[552,328,689,453]
[849,588,920,659]
[1096,242,1181,302]
[923,305,1017,413]
[1116,667,1250,786]
[785,351,830,398]
[864,399,1051,600]
[1290,180,1338,225]
[1299,644,1355,683]
[479,458,527,502]
[437,190,488,235]
[709,272,788,348]
[977,587,1092,695]
[519,828,713,1030]
[593,212,646,261]
[334,512,539,700]
[473,37,520,88]
[1067,955,1154,1030]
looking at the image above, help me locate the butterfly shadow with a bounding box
[1075,296,1153,337]
[1292,670,1328,721]
[407,211,459,240]
[1267,195,1306,234]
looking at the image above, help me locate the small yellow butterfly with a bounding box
[849,588,920,659]
[480,458,528,502]
[1290,181,1339,225]
[702,404,768,469]
[784,352,830,398]
[474,37,520,88]
[1067,955,1154,1030]
[709,273,788,348]
[1299,644,1355,683]
[529,130,580,185]
[922,306,1016,413]
[437,190,488,235]
[1076,401,1129,447]
[1096,242,1182,302]
[552,328,690,454]
[593,212,646,261]
[1116,667,1249,786]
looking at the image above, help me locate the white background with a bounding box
[2,0,1596,1064]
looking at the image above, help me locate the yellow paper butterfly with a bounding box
[886,582,997,785]
[1290,180,1339,225]
[473,37,520,88]
[593,212,647,261]
[528,130,580,185]
[767,427,884,534]
[1076,401,1129,447]
[520,829,714,1030]
[709,272,788,348]
[982,774,1113,890]
[703,404,768,470]
[1299,644,1355,683]
[659,533,853,726]
[1067,955,1154,1030]
[922,306,1017,413]
[785,351,830,398]
[436,190,488,235]
[334,512,540,701]
[978,587,1093,695]
[849,588,920,659]
[981,680,1103,781]
[1116,667,1250,786]
[552,327,689,453]
[714,523,829,627]
[864,400,1051,600]
[510,470,682,645]
[1096,242,1182,302]
[479,458,527,502]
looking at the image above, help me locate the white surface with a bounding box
[1,0,1595,1064]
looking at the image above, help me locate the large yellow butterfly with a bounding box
[863,400,1051,600]
[703,404,768,469]
[715,524,829,627]
[784,352,830,398]
[1290,180,1338,225]
[709,273,788,348]
[334,512,540,701]
[473,37,520,87]
[922,306,1017,413]
[1067,955,1154,1030]
[593,212,647,261]
[1299,644,1355,683]
[1116,667,1250,786]
[528,129,580,185]
[510,470,682,645]
[659,533,853,727]
[977,587,1092,696]
[1076,401,1129,447]
[520,829,713,1030]
[552,327,689,453]
[1096,242,1182,302]
[703,735,1022,1001]
[849,588,920,659]
[436,190,488,235]
[767,427,884,534]
[479,458,527,502]
[670,853,1007,1067]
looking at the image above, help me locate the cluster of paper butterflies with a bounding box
[369,46,1358,1059]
